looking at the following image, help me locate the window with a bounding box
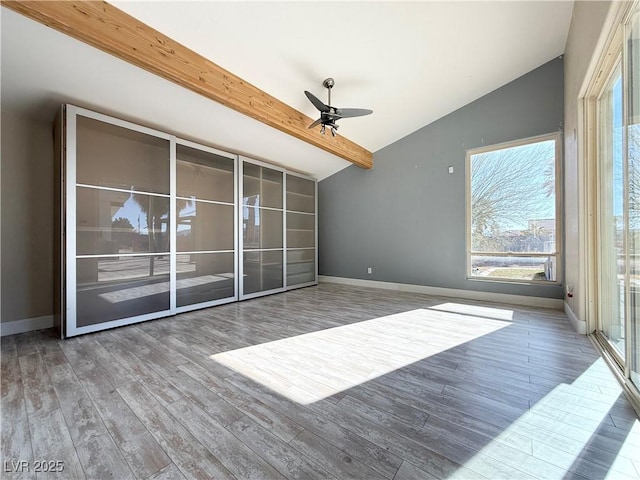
[466,134,561,283]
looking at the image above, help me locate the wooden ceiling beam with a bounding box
[3,1,373,169]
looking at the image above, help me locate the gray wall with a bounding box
[1,112,55,323]
[319,57,564,299]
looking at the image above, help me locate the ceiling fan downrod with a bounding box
[323,77,335,107]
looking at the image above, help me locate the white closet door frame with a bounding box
[170,136,177,312]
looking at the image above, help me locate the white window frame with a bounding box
[465,132,563,285]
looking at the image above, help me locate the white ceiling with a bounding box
[1,1,573,179]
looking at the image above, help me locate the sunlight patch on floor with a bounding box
[461,358,640,479]
[210,306,510,404]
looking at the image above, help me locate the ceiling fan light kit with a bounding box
[305,78,372,137]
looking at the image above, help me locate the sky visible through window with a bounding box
[470,139,556,237]
[613,73,624,218]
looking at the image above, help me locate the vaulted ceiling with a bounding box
[1,1,573,179]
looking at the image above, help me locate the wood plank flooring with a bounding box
[1,284,639,479]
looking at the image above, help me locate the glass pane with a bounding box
[243,207,283,249]
[287,249,315,286]
[176,144,234,203]
[262,169,284,208]
[243,250,283,294]
[470,140,557,254]
[177,252,234,307]
[286,175,315,213]
[77,187,169,255]
[243,163,283,209]
[627,9,640,386]
[599,63,626,358]
[177,201,233,252]
[76,115,169,194]
[287,212,315,248]
[470,255,557,281]
[76,256,170,327]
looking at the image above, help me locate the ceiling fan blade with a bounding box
[335,108,373,118]
[308,118,323,129]
[305,91,330,112]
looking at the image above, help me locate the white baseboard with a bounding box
[0,315,54,337]
[564,301,587,335]
[319,275,564,310]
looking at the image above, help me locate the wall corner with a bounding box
[564,300,587,334]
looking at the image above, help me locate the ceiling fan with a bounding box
[305,78,372,137]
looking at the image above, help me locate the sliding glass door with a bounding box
[597,61,625,360]
[595,5,640,397]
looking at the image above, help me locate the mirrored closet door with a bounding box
[59,106,317,337]
[62,106,239,337]
[71,110,173,335]
[175,141,237,311]
[286,173,317,289]
[239,158,285,299]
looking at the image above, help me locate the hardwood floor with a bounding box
[1,284,639,479]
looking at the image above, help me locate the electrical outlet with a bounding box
[367,267,372,274]
[448,166,454,174]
